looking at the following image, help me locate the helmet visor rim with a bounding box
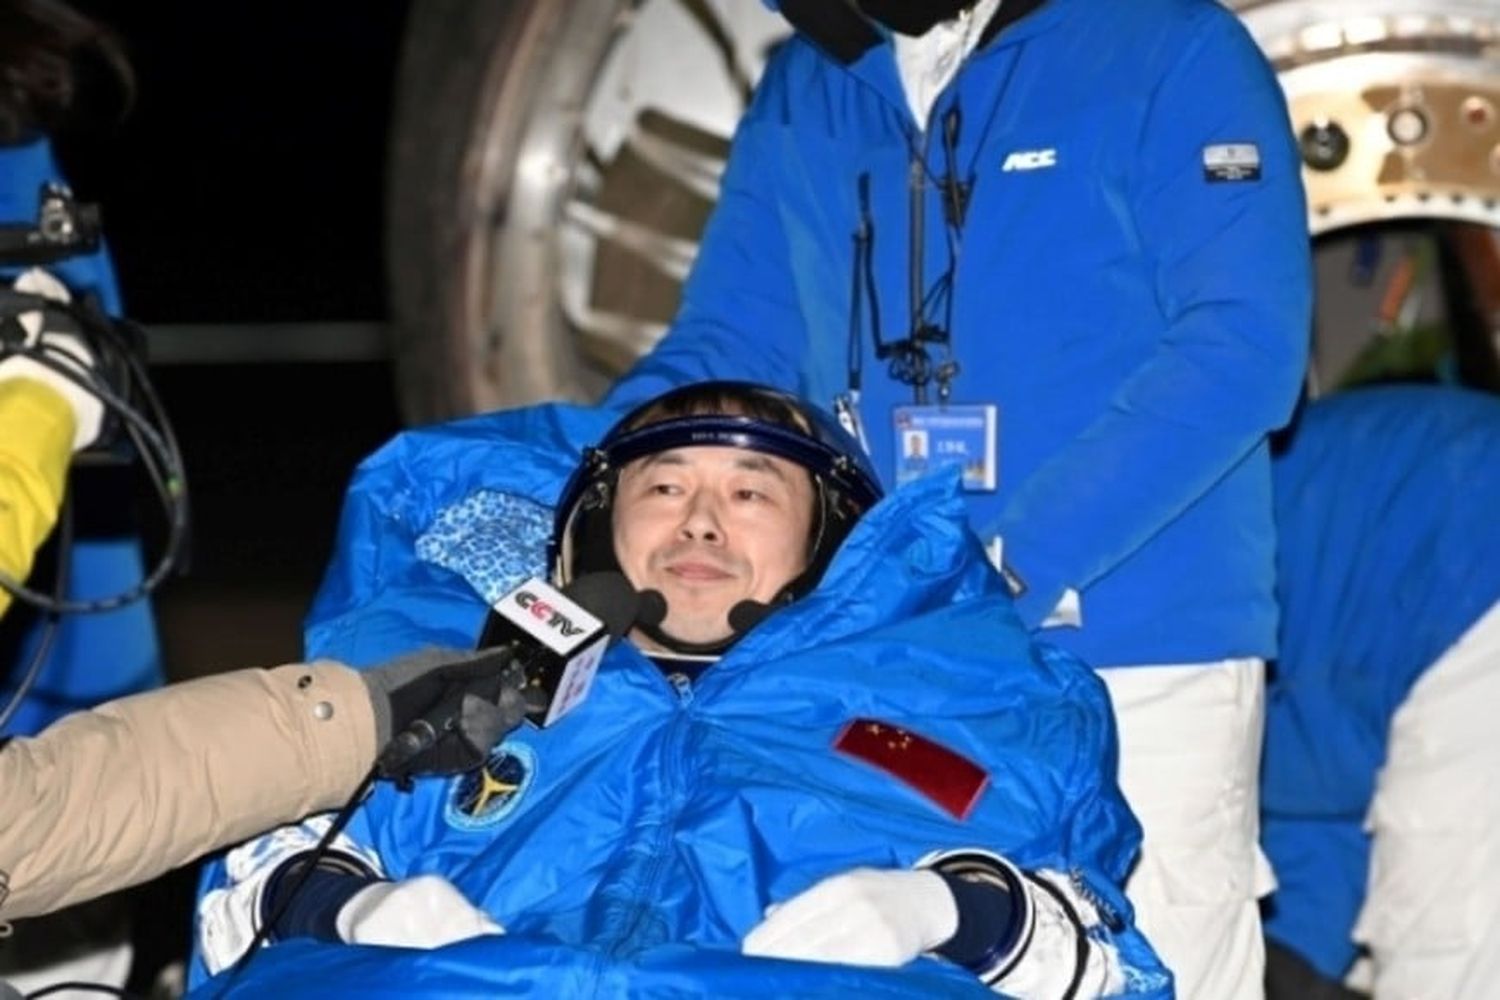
[600,414,881,514]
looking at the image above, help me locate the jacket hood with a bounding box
[765,0,1058,65]
[304,400,1007,664]
[722,465,1005,664]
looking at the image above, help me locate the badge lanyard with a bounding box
[846,63,1020,422]
[837,114,969,437]
[836,173,881,453]
[839,39,1025,426]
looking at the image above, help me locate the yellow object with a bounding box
[0,378,76,619]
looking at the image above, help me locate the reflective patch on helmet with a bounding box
[444,741,537,831]
[416,490,551,604]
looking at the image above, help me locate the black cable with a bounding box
[0,494,72,734]
[0,296,189,614]
[848,174,871,396]
[906,147,928,404]
[209,766,380,999]
[1023,870,1090,1000]
[857,174,885,362]
[23,983,145,1000]
[0,362,184,610]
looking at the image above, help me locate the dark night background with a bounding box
[55,2,412,675]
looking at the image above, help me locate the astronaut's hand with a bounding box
[741,867,958,968]
[0,268,102,451]
[335,874,503,949]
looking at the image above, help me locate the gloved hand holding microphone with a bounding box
[200,574,645,971]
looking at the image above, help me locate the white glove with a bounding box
[0,268,103,451]
[742,867,958,968]
[335,874,504,949]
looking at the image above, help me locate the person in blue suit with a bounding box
[193,382,1169,998]
[602,3,1312,994]
[1262,385,1500,999]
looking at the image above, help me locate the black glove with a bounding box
[359,647,538,784]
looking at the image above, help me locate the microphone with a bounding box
[629,589,774,655]
[636,588,668,630]
[376,572,640,780]
[475,572,641,725]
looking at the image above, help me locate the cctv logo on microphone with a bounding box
[516,591,588,638]
[494,579,605,656]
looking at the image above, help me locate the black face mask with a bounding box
[856,0,975,37]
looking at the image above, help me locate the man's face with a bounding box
[611,445,816,647]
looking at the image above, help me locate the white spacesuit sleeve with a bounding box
[197,815,385,975]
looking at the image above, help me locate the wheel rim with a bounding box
[461,0,783,409]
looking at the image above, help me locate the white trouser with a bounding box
[1350,598,1500,1000]
[1099,658,1274,1000]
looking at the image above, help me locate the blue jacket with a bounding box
[192,402,1169,997]
[1261,386,1500,978]
[0,138,161,737]
[606,0,1311,667]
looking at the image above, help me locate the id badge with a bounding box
[892,403,998,491]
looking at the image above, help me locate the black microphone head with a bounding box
[726,599,774,634]
[563,571,643,638]
[637,588,668,629]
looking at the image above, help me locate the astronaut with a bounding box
[195,382,1170,998]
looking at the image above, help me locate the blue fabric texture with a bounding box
[193,401,1169,997]
[0,138,161,737]
[414,489,553,606]
[1261,386,1500,977]
[605,0,1312,667]
[192,937,1109,1000]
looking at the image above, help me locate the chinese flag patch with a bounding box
[833,718,989,820]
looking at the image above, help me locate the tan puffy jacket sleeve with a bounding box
[0,661,376,920]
